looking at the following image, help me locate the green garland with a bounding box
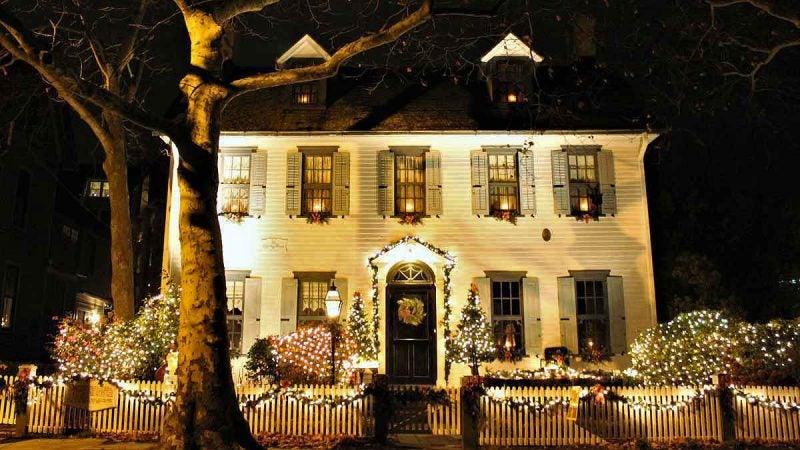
[240,385,368,410]
[732,386,800,412]
[367,235,456,381]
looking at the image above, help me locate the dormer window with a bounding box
[292,83,318,105]
[481,33,543,105]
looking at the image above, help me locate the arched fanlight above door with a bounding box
[388,262,434,284]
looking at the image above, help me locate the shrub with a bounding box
[244,338,279,383]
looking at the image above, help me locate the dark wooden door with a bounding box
[386,285,436,384]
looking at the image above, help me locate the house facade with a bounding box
[163,35,658,385]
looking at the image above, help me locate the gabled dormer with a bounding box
[481,33,543,105]
[277,35,331,107]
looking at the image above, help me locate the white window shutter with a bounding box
[518,151,536,216]
[333,278,348,316]
[558,276,578,354]
[285,152,302,216]
[598,149,617,215]
[376,150,394,217]
[472,277,492,316]
[243,277,262,352]
[280,277,298,335]
[470,150,489,216]
[332,152,350,216]
[425,150,443,216]
[248,152,267,217]
[522,277,542,357]
[607,275,627,355]
[551,149,570,215]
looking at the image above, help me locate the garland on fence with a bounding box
[483,384,717,414]
[367,235,456,381]
[731,386,800,412]
[240,385,368,410]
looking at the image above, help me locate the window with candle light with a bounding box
[488,152,519,214]
[575,276,610,354]
[292,83,318,105]
[394,152,426,215]
[302,151,333,215]
[220,154,251,214]
[490,279,524,356]
[567,149,599,215]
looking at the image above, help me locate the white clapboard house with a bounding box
[163,34,659,385]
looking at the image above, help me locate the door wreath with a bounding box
[397,297,426,326]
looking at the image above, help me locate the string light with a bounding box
[731,386,800,412]
[452,285,495,375]
[345,292,377,362]
[240,385,368,410]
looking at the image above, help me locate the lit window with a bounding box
[394,153,425,215]
[292,84,318,105]
[491,280,524,357]
[568,150,599,215]
[1,265,19,329]
[302,153,332,214]
[296,273,334,327]
[86,179,110,198]
[575,278,609,354]
[226,272,247,354]
[488,152,518,213]
[220,154,251,214]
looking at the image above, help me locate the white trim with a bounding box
[480,33,544,63]
[276,34,331,66]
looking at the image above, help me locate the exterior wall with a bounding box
[165,131,657,384]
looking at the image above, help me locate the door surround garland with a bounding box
[368,235,456,381]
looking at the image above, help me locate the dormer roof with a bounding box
[480,33,544,63]
[276,34,332,67]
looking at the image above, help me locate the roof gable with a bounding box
[480,33,543,63]
[276,34,331,66]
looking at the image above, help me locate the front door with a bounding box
[386,285,437,384]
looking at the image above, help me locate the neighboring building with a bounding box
[163,34,658,385]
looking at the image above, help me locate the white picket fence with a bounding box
[480,385,800,445]
[0,376,371,436]
[2,376,799,443]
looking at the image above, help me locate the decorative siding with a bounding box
[167,132,657,383]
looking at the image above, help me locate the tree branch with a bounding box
[0,6,176,136]
[707,0,800,28]
[213,0,281,23]
[430,0,507,18]
[229,0,432,91]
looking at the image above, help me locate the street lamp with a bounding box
[324,282,342,385]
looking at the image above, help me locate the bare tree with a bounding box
[0,1,499,447]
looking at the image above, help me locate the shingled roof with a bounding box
[221,64,650,133]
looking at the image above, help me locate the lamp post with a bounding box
[324,282,342,385]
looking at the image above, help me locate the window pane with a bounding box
[394,154,425,214]
[299,280,327,318]
[303,154,333,214]
[575,278,609,353]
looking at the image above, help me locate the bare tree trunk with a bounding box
[161,79,260,450]
[102,112,135,320]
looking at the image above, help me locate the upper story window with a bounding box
[490,278,524,358]
[62,224,79,244]
[1,264,19,329]
[488,152,518,214]
[296,272,335,327]
[575,276,609,354]
[394,151,426,215]
[86,179,110,198]
[568,149,599,215]
[302,149,333,215]
[220,154,250,214]
[292,83,319,105]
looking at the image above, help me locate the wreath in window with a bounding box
[397,297,426,326]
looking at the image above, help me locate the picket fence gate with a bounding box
[386,385,460,435]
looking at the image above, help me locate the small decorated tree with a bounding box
[244,338,279,382]
[452,284,496,376]
[346,291,377,363]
